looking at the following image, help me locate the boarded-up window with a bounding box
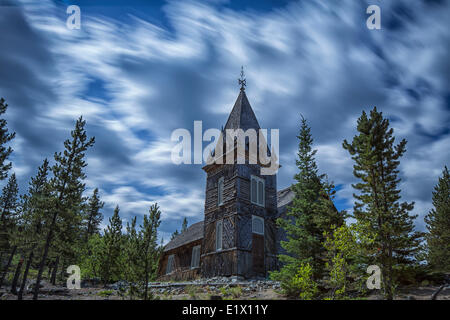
[191,245,201,269]
[166,254,175,274]
[251,175,265,207]
[216,220,223,251]
[252,215,264,235]
[218,177,224,206]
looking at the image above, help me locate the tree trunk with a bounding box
[144,267,149,300]
[0,245,17,288]
[58,259,65,284]
[18,250,34,300]
[10,256,24,294]
[33,146,72,299]
[33,212,58,300]
[47,264,52,278]
[51,256,59,285]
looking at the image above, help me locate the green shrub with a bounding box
[291,263,318,300]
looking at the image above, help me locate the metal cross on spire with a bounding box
[238,66,246,91]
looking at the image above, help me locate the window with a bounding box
[216,220,223,251]
[250,175,265,207]
[218,177,224,206]
[191,245,201,269]
[166,254,175,274]
[252,215,264,235]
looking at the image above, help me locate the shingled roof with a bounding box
[277,186,295,208]
[163,221,204,252]
[224,89,260,131]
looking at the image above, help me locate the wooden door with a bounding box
[252,234,265,276]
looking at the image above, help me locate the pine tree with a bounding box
[79,233,103,280]
[17,159,51,299]
[181,217,188,233]
[271,116,344,296]
[424,166,450,272]
[83,188,104,242]
[0,173,19,285]
[33,117,94,299]
[171,229,179,240]
[0,98,15,181]
[140,203,162,300]
[100,205,123,286]
[124,216,141,299]
[0,173,19,227]
[343,107,422,299]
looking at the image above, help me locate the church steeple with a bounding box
[201,68,278,279]
[224,68,260,131]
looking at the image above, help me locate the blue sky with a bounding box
[0,0,449,243]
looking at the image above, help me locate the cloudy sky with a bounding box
[0,0,448,242]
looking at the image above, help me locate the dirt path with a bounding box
[1,285,448,300]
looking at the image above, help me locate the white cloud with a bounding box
[2,0,448,237]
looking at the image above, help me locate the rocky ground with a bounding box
[1,277,449,300]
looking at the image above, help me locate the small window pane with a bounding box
[166,254,175,274]
[191,245,201,269]
[251,178,257,203]
[252,215,264,235]
[258,180,264,206]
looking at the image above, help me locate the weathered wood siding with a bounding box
[201,160,278,278]
[157,239,202,280]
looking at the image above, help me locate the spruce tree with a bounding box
[343,107,422,299]
[100,205,123,285]
[140,203,162,300]
[84,188,104,242]
[0,173,21,289]
[0,173,19,279]
[33,117,94,299]
[424,166,450,272]
[0,98,15,181]
[0,173,19,241]
[0,173,19,226]
[272,116,344,296]
[171,229,179,240]
[181,217,188,233]
[17,159,51,299]
[124,216,140,299]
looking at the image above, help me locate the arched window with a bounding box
[250,175,265,207]
[252,215,264,235]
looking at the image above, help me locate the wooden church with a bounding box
[157,76,295,280]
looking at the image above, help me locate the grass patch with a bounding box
[97,290,114,297]
[220,286,243,299]
[185,285,202,299]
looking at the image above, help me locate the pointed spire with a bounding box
[238,66,246,91]
[224,85,260,131]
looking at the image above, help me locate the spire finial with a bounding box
[238,66,246,91]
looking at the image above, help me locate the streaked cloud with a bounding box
[0,0,448,241]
